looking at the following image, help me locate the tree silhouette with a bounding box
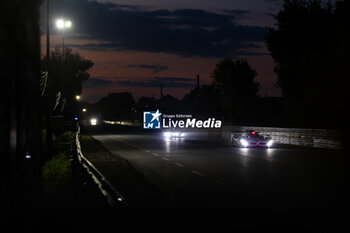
[41,48,94,112]
[136,96,157,111]
[211,58,259,121]
[182,85,222,118]
[96,92,135,120]
[266,0,350,128]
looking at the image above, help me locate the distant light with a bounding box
[251,131,256,135]
[56,19,64,29]
[74,117,78,121]
[65,20,72,28]
[82,108,87,112]
[75,95,80,100]
[164,132,171,138]
[25,154,31,159]
[90,118,97,126]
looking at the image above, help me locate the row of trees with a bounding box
[266,0,350,128]
[92,58,280,126]
[41,48,94,118]
[44,46,264,125]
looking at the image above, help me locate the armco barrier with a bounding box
[103,120,142,127]
[103,120,341,150]
[75,123,128,207]
[220,126,341,150]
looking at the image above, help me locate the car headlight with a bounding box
[240,139,248,147]
[164,132,171,138]
[267,140,273,147]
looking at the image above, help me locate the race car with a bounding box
[231,130,273,148]
[162,128,186,139]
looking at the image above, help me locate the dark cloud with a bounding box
[83,77,113,88]
[116,76,196,88]
[125,64,169,73]
[222,9,251,16]
[45,0,267,57]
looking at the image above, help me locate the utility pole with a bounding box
[196,74,200,100]
[46,0,52,157]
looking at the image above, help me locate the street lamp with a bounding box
[56,19,72,50]
[56,19,72,29]
[75,95,80,100]
[56,19,72,108]
[56,18,72,53]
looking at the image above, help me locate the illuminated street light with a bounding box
[56,19,65,29]
[56,19,72,29]
[75,95,80,100]
[56,19,72,108]
[55,19,72,49]
[65,20,72,28]
[82,108,87,112]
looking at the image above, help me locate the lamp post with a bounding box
[56,19,72,52]
[56,19,72,106]
[46,0,53,156]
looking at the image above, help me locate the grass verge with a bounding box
[41,131,74,208]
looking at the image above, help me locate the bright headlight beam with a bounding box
[164,131,185,138]
[267,140,274,147]
[240,139,248,147]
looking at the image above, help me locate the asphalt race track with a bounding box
[82,126,348,230]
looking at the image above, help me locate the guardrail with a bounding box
[219,126,342,150]
[74,123,128,208]
[103,120,141,127]
[102,120,342,150]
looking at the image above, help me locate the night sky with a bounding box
[40,0,283,103]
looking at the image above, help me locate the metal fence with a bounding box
[74,123,128,207]
[220,126,341,149]
[103,120,342,149]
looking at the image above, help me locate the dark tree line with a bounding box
[211,59,260,122]
[95,92,135,120]
[41,48,94,117]
[266,0,350,129]
[94,58,263,124]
